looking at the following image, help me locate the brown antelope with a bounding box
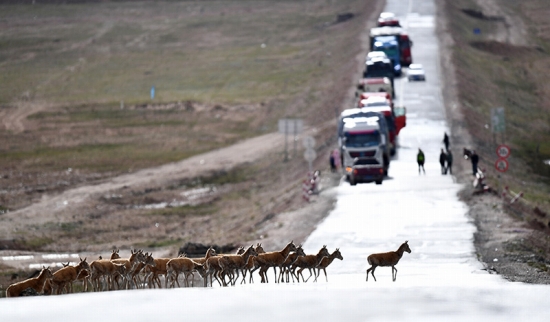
[219,245,258,286]
[50,257,90,294]
[146,257,173,288]
[75,269,90,292]
[88,249,124,291]
[89,259,127,291]
[366,241,411,282]
[111,249,147,289]
[6,266,53,297]
[255,241,297,283]
[278,244,306,283]
[204,247,247,287]
[242,243,265,284]
[188,246,217,287]
[219,246,245,285]
[166,255,205,288]
[314,248,343,282]
[109,249,121,260]
[292,245,330,283]
[129,252,156,289]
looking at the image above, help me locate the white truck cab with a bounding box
[339,116,387,185]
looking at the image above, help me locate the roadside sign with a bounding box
[302,136,316,149]
[491,107,505,133]
[278,119,303,134]
[496,145,510,159]
[495,158,509,173]
[304,149,317,162]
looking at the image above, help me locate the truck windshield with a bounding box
[345,132,380,148]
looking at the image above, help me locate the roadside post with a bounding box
[303,136,316,173]
[491,107,506,197]
[495,144,510,201]
[278,119,303,161]
[491,107,505,144]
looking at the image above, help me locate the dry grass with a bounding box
[0,0,375,211]
[0,0,381,253]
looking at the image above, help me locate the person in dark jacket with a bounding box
[443,132,450,151]
[329,153,336,172]
[471,150,479,176]
[439,149,447,174]
[446,150,453,175]
[417,148,425,175]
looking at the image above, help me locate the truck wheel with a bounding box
[350,178,357,186]
[375,180,382,185]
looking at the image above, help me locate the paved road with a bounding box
[2,1,550,321]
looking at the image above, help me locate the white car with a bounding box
[407,64,426,81]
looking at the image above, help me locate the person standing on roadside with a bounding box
[471,150,479,176]
[446,150,453,175]
[417,148,425,175]
[333,149,341,171]
[443,132,450,151]
[439,149,447,174]
[329,151,336,172]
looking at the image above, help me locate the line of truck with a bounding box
[338,12,412,186]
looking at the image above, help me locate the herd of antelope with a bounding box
[5,241,345,297]
[5,240,411,297]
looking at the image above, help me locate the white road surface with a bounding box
[2,0,550,321]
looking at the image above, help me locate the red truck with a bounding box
[358,91,393,109]
[358,92,406,135]
[358,97,406,155]
[377,12,400,27]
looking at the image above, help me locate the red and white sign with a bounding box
[496,145,510,159]
[495,158,509,172]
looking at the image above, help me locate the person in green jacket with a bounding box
[417,148,425,175]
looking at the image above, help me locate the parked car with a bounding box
[349,157,384,185]
[407,63,426,81]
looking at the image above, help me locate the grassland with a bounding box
[0,0,378,263]
[0,0,372,212]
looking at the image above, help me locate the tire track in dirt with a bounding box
[0,101,50,133]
